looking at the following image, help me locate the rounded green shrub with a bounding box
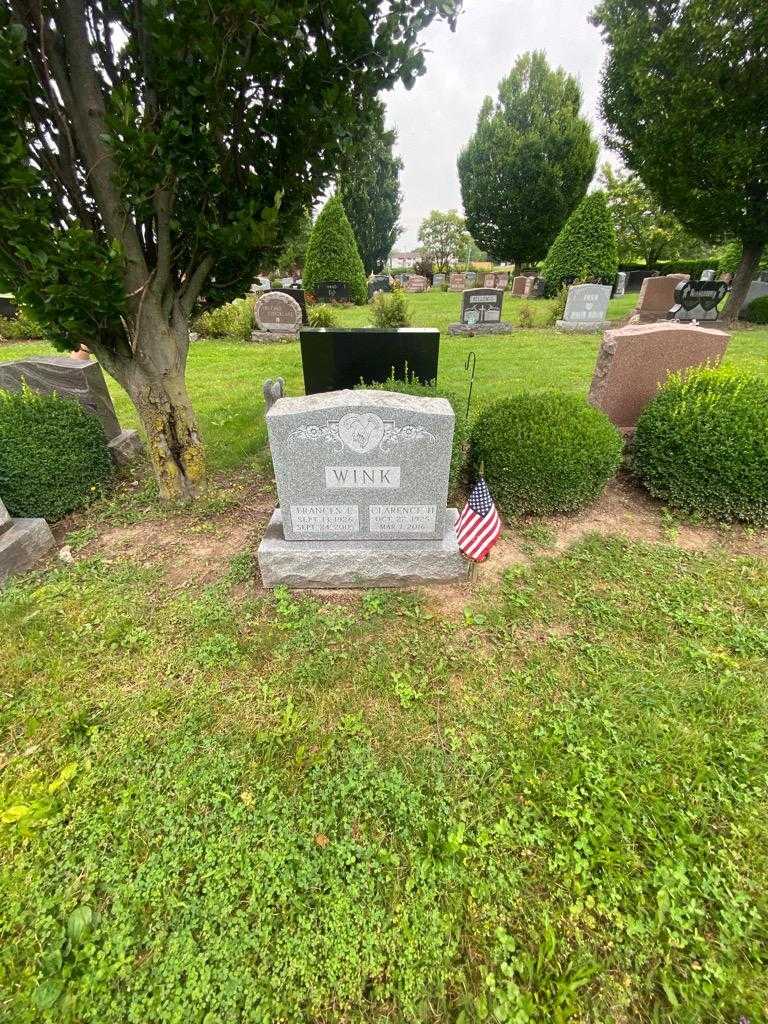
[633,368,768,524]
[308,303,338,328]
[471,393,623,515]
[541,191,619,294]
[0,386,112,520]
[741,295,768,324]
[303,195,368,305]
[193,297,252,339]
[371,290,412,328]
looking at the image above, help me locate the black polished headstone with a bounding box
[299,328,440,394]
[367,276,392,300]
[669,280,729,322]
[0,297,17,318]
[626,269,659,292]
[314,280,351,303]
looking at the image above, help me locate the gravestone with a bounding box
[448,289,512,335]
[315,280,351,303]
[669,280,729,322]
[614,272,627,297]
[589,322,729,430]
[0,495,55,585]
[368,275,392,300]
[448,273,465,292]
[630,274,690,323]
[555,284,612,333]
[626,269,658,292]
[758,271,768,283]
[700,269,716,282]
[273,287,308,324]
[464,271,477,287]
[0,356,141,464]
[432,273,446,289]
[405,275,429,293]
[511,275,529,297]
[494,272,509,289]
[744,280,768,308]
[0,296,17,319]
[257,390,467,587]
[252,291,302,341]
[528,276,546,298]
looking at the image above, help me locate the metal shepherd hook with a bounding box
[464,351,476,421]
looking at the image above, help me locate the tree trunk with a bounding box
[723,240,764,323]
[103,319,205,501]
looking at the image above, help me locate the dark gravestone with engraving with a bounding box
[448,289,512,335]
[0,356,141,463]
[669,280,729,322]
[626,269,658,292]
[368,276,392,300]
[315,281,351,303]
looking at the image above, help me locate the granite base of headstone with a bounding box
[251,291,302,342]
[0,356,142,464]
[257,390,467,588]
[448,288,513,335]
[555,284,612,334]
[588,321,730,431]
[0,497,55,585]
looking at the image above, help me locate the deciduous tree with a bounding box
[458,51,598,272]
[417,210,472,274]
[0,0,460,498]
[591,0,768,319]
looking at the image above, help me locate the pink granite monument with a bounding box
[631,274,691,323]
[448,273,465,292]
[588,321,730,430]
[511,275,529,297]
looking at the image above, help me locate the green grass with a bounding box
[2,291,766,474]
[1,539,767,1022]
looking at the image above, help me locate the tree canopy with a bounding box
[417,210,473,274]
[541,191,619,291]
[599,164,698,267]
[339,103,403,275]
[457,51,598,270]
[0,0,460,498]
[591,0,768,317]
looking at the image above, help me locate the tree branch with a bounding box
[180,256,215,317]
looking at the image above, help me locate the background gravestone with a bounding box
[555,284,612,333]
[432,273,446,288]
[744,280,768,308]
[511,275,528,297]
[405,275,428,293]
[464,271,477,287]
[368,275,392,300]
[614,272,627,296]
[630,274,690,323]
[252,292,302,340]
[759,271,768,283]
[448,288,512,335]
[448,273,465,292]
[314,280,351,303]
[0,495,55,585]
[700,269,716,282]
[257,389,466,587]
[528,277,546,298]
[494,272,509,288]
[0,356,141,464]
[589,321,730,430]
[626,269,658,292]
[669,280,729,322]
[0,296,17,318]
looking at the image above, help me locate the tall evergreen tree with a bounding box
[458,51,598,272]
[541,191,619,291]
[339,104,402,275]
[592,0,768,319]
[303,195,368,304]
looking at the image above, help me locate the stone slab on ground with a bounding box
[555,319,610,334]
[588,321,730,430]
[447,322,515,335]
[0,513,55,584]
[258,507,467,588]
[250,329,299,343]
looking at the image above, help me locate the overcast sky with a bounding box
[383,0,615,249]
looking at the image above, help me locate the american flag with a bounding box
[456,477,501,561]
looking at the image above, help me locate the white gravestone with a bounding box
[556,284,612,334]
[257,390,467,587]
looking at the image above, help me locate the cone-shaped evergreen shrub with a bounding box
[542,191,619,293]
[633,368,768,524]
[303,195,368,305]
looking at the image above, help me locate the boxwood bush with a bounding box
[740,295,768,324]
[471,393,623,515]
[371,290,412,328]
[633,368,768,524]
[193,296,253,339]
[308,303,338,328]
[357,373,466,497]
[0,386,112,520]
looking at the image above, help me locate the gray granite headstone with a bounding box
[700,269,716,282]
[614,272,627,296]
[0,496,55,584]
[464,271,477,287]
[556,284,612,333]
[432,273,446,288]
[744,280,768,308]
[258,390,466,587]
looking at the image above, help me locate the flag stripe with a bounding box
[456,476,502,562]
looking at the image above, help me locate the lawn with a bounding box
[2,292,768,1022]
